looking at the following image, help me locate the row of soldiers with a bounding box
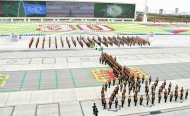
[101,76,189,110]
[96,36,150,47]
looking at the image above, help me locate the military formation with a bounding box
[98,52,189,112]
[29,35,150,49]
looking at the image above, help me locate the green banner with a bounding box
[94,3,135,18]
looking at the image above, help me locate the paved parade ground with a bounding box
[0,33,190,116]
[0,62,190,92]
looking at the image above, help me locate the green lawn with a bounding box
[0,23,190,35]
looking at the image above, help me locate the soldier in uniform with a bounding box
[152,95,155,104]
[134,96,138,106]
[115,97,118,108]
[142,75,145,84]
[121,98,125,107]
[147,95,150,105]
[175,91,178,101]
[108,80,111,88]
[145,80,148,85]
[140,95,143,105]
[164,80,166,87]
[129,86,132,95]
[180,87,184,100]
[128,96,131,107]
[164,89,168,103]
[120,83,123,92]
[169,82,172,88]
[105,82,108,91]
[170,92,173,102]
[124,81,127,88]
[109,99,112,109]
[168,86,171,95]
[149,76,151,84]
[158,92,162,103]
[185,89,188,99]
[113,78,116,86]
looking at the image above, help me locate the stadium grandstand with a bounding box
[0,0,190,116]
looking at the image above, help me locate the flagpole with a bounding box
[143,0,148,23]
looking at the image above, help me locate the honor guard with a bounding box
[140,95,143,105]
[128,96,131,107]
[115,98,118,108]
[146,95,150,105]
[185,89,188,99]
[149,76,151,84]
[158,92,162,103]
[170,92,173,102]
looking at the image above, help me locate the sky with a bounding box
[131,0,190,13]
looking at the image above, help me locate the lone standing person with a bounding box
[94,108,98,116]
[92,103,96,115]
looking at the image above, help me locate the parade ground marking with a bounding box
[0,74,9,87]
[91,68,116,82]
[128,67,149,79]
[91,67,149,82]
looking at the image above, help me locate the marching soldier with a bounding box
[134,96,138,106]
[146,88,149,96]
[146,95,150,105]
[129,86,132,95]
[168,86,171,95]
[113,78,116,86]
[152,95,155,104]
[140,95,143,105]
[155,77,159,86]
[121,98,125,107]
[164,89,168,103]
[175,85,178,91]
[164,80,166,87]
[115,97,118,108]
[185,89,188,99]
[158,92,162,103]
[175,91,178,101]
[109,99,112,109]
[142,75,145,84]
[103,98,106,109]
[108,80,111,88]
[145,80,148,85]
[180,87,184,100]
[120,83,123,92]
[149,76,151,84]
[128,96,131,107]
[105,82,108,91]
[169,82,172,88]
[170,92,173,102]
[124,81,127,88]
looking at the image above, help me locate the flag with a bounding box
[23,3,46,15]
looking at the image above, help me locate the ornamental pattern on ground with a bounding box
[36,24,114,32]
[91,68,149,82]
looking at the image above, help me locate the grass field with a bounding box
[1,23,190,35]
